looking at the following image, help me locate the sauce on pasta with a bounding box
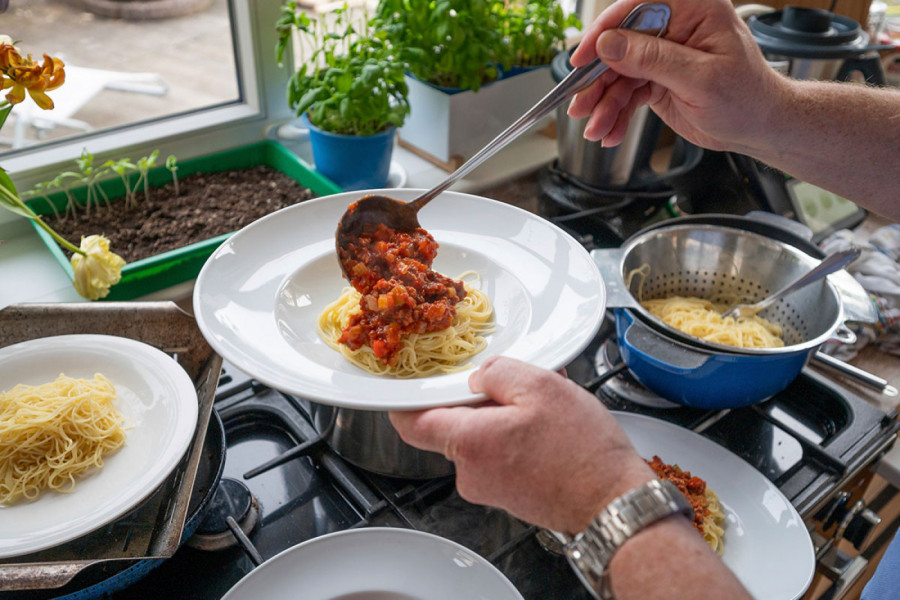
[646,455,726,555]
[336,204,469,366]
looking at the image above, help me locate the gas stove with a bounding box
[103,315,897,600]
[10,209,898,600]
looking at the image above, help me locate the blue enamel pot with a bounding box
[592,222,858,409]
[302,114,395,192]
[615,308,813,409]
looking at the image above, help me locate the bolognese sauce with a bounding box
[336,207,466,366]
[646,455,710,534]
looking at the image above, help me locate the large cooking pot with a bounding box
[310,403,453,479]
[592,222,860,408]
[747,6,892,84]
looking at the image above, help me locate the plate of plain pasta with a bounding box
[614,412,815,600]
[192,188,606,411]
[0,334,197,558]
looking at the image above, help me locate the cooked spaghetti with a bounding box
[318,273,494,378]
[646,455,726,555]
[626,264,784,349]
[641,296,784,349]
[0,373,127,505]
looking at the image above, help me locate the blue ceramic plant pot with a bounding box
[301,114,395,191]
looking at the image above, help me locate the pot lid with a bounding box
[748,6,874,58]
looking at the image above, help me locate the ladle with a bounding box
[720,247,861,320]
[335,2,672,273]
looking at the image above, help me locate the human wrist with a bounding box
[563,478,696,600]
[606,514,703,598]
[730,70,806,162]
[565,456,655,535]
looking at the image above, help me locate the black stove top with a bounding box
[101,308,899,600]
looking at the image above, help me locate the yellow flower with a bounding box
[71,235,126,301]
[0,44,65,110]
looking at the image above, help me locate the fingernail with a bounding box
[598,31,627,61]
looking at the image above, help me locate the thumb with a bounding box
[597,29,705,95]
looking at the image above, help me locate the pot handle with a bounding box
[813,351,899,397]
[621,310,711,371]
[591,248,638,309]
[837,54,889,86]
[830,324,857,345]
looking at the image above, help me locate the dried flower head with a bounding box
[71,235,126,301]
[0,44,65,109]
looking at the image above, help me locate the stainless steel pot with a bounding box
[549,50,702,190]
[309,402,454,479]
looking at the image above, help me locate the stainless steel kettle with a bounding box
[748,6,892,84]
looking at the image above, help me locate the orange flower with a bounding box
[0,44,65,110]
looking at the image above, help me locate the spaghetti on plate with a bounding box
[0,373,127,505]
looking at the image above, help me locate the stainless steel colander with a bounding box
[594,224,852,355]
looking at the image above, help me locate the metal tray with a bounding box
[0,301,222,591]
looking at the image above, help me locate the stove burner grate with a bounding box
[187,478,260,552]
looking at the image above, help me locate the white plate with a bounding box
[222,527,524,600]
[0,334,198,558]
[614,412,815,600]
[193,189,606,411]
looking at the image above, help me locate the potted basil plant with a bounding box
[372,0,579,166]
[276,2,410,191]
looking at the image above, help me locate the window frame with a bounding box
[0,0,295,223]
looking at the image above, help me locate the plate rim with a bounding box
[612,411,816,600]
[192,188,607,411]
[0,333,198,558]
[221,526,525,600]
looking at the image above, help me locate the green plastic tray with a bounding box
[26,141,342,301]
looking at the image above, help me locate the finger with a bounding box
[567,69,621,120]
[596,29,711,98]
[468,356,564,408]
[599,83,653,147]
[389,407,471,456]
[582,75,647,142]
[570,0,652,67]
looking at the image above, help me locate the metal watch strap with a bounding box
[564,479,694,600]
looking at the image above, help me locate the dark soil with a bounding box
[52,166,317,263]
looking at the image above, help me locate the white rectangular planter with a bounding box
[399,65,555,165]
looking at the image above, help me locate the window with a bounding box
[0,0,295,220]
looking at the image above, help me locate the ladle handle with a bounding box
[754,247,861,313]
[407,2,672,213]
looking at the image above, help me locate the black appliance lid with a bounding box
[748,6,874,58]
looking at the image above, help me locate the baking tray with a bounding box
[0,301,222,591]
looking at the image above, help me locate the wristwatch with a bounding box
[562,479,694,600]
